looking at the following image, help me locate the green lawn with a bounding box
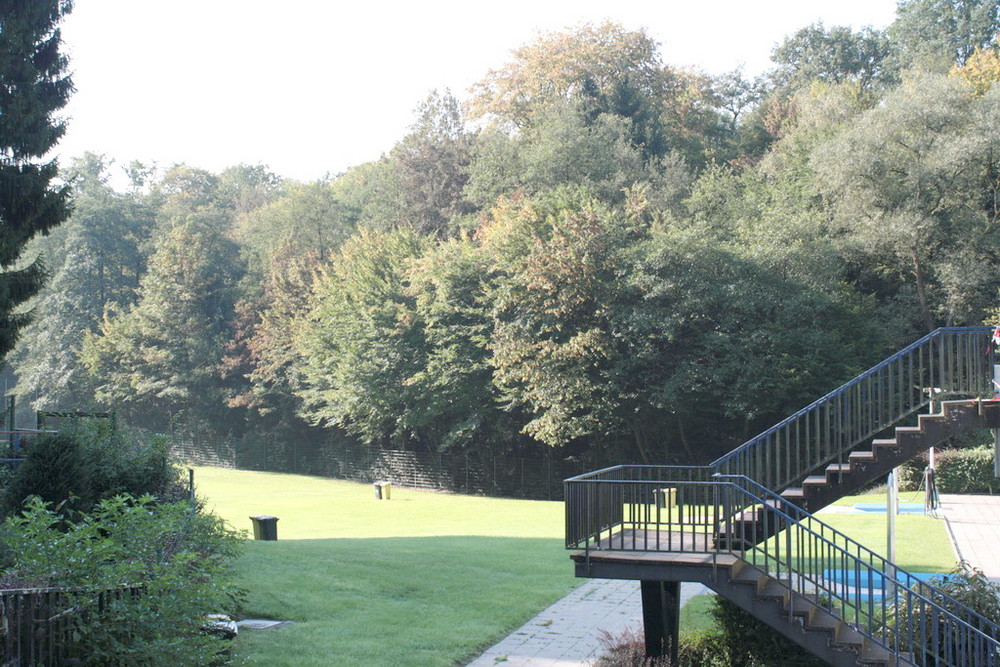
[192,467,577,665]
[192,468,961,664]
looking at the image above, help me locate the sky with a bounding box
[54,0,900,184]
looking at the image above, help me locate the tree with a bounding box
[12,155,154,410]
[771,22,892,92]
[951,45,1000,94]
[890,0,1000,68]
[295,228,430,447]
[0,0,74,358]
[468,22,666,130]
[483,192,645,449]
[467,22,724,165]
[812,73,1000,330]
[81,212,244,431]
[390,90,476,235]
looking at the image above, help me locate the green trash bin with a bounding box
[250,515,279,540]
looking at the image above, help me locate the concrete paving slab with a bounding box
[466,579,708,666]
[938,494,1000,581]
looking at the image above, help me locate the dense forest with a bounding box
[13,1,1000,468]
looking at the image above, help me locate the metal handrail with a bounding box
[711,327,995,491]
[564,467,1000,665]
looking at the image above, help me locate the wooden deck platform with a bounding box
[571,529,739,584]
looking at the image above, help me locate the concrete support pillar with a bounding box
[640,580,680,663]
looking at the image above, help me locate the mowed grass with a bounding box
[191,467,578,665]
[192,468,960,664]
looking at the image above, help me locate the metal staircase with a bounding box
[565,327,1000,665]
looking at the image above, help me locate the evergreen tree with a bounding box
[0,0,74,358]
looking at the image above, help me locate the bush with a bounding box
[710,597,825,667]
[593,600,825,667]
[1,420,183,517]
[884,561,1000,664]
[594,628,672,666]
[900,446,1000,494]
[0,494,244,664]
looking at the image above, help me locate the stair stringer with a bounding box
[706,559,909,666]
[780,399,1000,514]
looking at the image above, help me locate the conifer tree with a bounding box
[0,0,74,358]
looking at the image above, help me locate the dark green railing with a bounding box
[711,327,995,492]
[0,585,145,664]
[565,467,1000,666]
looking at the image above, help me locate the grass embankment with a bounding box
[192,467,577,665]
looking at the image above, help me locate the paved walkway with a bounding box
[465,494,1000,666]
[467,580,708,666]
[937,493,1000,580]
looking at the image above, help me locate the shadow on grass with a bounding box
[234,535,578,666]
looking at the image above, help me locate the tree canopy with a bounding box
[14,14,1000,471]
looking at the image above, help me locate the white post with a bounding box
[887,469,898,602]
[995,364,1000,478]
[887,469,898,564]
[925,447,937,512]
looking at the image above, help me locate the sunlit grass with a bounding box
[191,467,577,665]
[193,465,564,540]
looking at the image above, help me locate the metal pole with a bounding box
[887,469,898,563]
[887,469,898,604]
[994,363,1000,478]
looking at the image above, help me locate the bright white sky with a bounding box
[55,0,899,184]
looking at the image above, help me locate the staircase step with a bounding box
[757,578,789,600]
[848,451,876,465]
[781,487,805,499]
[803,605,841,632]
[802,475,828,487]
[730,566,766,588]
[788,593,821,617]
[826,463,851,476]
[858,638,898,665]
[871,438,898,449]
[831,622,865,649]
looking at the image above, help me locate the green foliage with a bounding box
[883,561,1000,662]
[82,212,244,430]
[771,23,893,92]
[12,153,154,411]
[901,445,1000,494]
[296,227,430,446]
[1,495,243,664]
[813,72,1000,331]
[0,421,179,517]
[0,0,74,359]
[890,0,1000,69]
[709,597,825,666]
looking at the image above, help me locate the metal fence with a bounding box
[565,466,1000,666]
[0,585,144,665]
[712,327,996,492]
[171,435,594,501]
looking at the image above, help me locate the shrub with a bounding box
[593,600,825,667]
[900,446,1000,494]
[710,597,825,667]
[883,561,1000,664]
[594,627,672,666]
[1,421,183,517]
[1,494,244,664]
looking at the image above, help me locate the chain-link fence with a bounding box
[169,435,596,501]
